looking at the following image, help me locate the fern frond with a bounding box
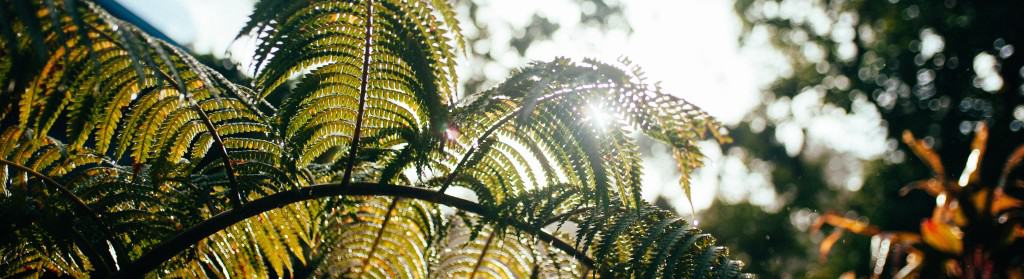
[432,219,584,278]
[480,186,749,278]
[313,197,437,278]
[0,127,123,276]
[449,58,729,211]
[248,0,461,179]
[2,0,750,278]
[160,200,315,278]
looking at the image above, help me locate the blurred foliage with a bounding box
[454,0,631,95]
[697,0,1024,277]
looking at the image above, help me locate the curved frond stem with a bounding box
[542,206,597,226]
[358,197,398,274]
[340,0,375,185]
[66,222,115,277]
[467,231,497,279]
[579,266,590,279]
[439,81,610,194]
[189,98,243,206]
[528,240,543,278]
[110,183,597,278]
[0,158,119,273]
[152,42,244,208]
[0,159,84,211]
[438,109,517,194]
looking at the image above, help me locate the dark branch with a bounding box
[109,183,597,278]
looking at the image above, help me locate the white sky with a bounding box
[118,0,874,217]
[117,0,770,122]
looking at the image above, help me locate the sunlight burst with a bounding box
[584,102,613,131]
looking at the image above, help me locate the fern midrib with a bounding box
[155,43,244,207]
[358,197,398,275]
[441,80,623,194]
[339,0,374,185]
[467,232,497,279]
[438,106,519,194]
[170,46,252,207]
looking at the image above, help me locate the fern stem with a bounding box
[438,111,517,194]
[438,82,602,194]
[110,183,597,278]
[528,248,541,279]
[340,0,375,185]
[359,197,398,272]
[541,206,597,226]
[195,103,244,205]
[468,231,497,279]
[0,158,120,274]
[154,40,245,208]
[580,266,591,279]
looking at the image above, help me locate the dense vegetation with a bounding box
[0,0,750,278]
[697,0,1024,277]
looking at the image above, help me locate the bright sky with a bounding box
[119,0,866,217]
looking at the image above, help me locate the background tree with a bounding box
[698,0,1024,277]
[452,0,631,95]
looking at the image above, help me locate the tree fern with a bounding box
[1,0,751,278]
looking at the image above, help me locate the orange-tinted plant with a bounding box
[814,124,1024,278]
